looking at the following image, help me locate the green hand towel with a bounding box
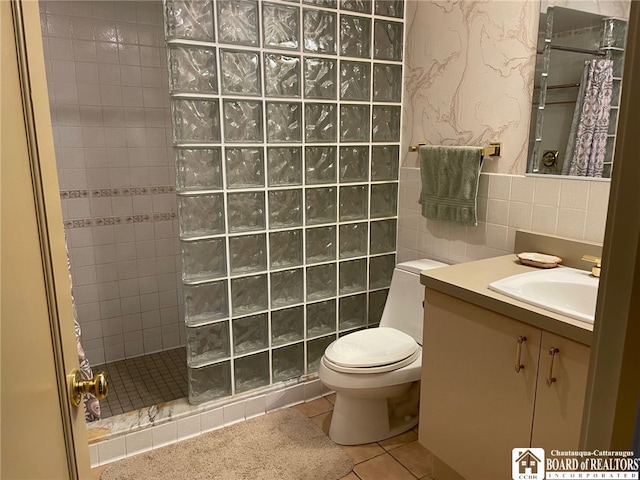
[418,145,483,226]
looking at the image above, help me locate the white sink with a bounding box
[488,266,599,324]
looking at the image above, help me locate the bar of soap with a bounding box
[516,252,562,268]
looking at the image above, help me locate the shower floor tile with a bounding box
[97,347,188,419]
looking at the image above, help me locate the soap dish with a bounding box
[516,252,562,269]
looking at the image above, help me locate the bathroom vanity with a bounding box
[419,255,593,480]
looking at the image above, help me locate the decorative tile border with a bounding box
[60,185,175,200]
[63,212,176,229]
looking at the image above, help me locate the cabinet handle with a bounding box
[515,336,527,373]
[546,347,560,386]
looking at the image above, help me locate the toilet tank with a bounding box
[379,259,448,345]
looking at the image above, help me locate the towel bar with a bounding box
[408,142,502,157]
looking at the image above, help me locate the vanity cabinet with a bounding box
[419,289,589,480]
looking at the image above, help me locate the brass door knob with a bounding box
[70,369,108,407]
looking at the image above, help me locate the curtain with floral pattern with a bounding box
[562,58,614,177]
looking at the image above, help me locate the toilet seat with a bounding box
[323,327,420,374]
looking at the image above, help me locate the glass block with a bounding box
[263,2,300,50]
[169,46,217,93]
[340,61,371,101]
[179,193,225,237]
[306,226,336,264]
[303,0,337,7]
[370,183,398,218]
[340,15,370,58]
[307,334,335,373]
[339,293,367,330]
[231,274,268,316]
[233,313,268,355]
[340,185,368,221]
[186,321,230,367]
[269,189,303,228]
[303,9,336,54]
[217,0,259,46]
[176,147,223,191]
[340,104,370,142]
[372,105,401,142]
[181,238,227,282]
[264,53,301,98]
[339,259,367,294]
[370,219,397,254]
[184,281,229,326]
[271,305,304,346]
[227,191,265,232]
[267,147,302,186]
[225,147,264,188]
[369,253,395,289]
[270,230,303,268]
[271,268,304,308]
[220,50,261,96]
[165,0,214,41]
[373,64,402,102]
[339,222,367,259]
[374,20,403,61]
[339,146,368,183]
[306,187,336,225]
[340,0,371,14]
[303,57,337,99]
[229,233,267,275]
[374,0,404,18]
[266,102,302,142]
[371,145,399,181]
[305,146,336,185]
[223,100,263,143]
[307,299,336,338]
[369,288,388,325]
[602,18,627,48]
[306,263,336,301]
[305,103,337,142]
[272,343,304,382]
[172,99,220,144]
[234,351,269,393]
[188,361,231,404]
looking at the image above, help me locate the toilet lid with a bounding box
[324,327,419,369]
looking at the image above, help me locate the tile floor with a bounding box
[96,348,188,418]
[93,394,435,480]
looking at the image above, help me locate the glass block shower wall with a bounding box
[164,0,405,404]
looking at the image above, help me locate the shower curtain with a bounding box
[562,58,614,177]
[66,241,101,422]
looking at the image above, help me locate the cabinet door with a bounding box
[420,290,542,480]
[531,331,590,450]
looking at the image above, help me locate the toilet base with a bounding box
[327,382,420,445]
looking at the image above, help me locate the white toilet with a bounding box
[318,258,447,445]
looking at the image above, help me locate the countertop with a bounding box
[420,254,594,346]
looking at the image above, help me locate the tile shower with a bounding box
[165,0,405,403]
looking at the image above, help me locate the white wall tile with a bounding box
[201,408,224,433]
[223,401,246,426]
[245,395,266,419]
[151,422,177,448]
[556,208,587,240]
[533,177,561,207]
[88,443,100,468]
[177,415,202,441]
[265,384,305,412]
[125,429,153,457]
[531,204,559,236]
[510,176,534,204]
[560,179,590,210]
[486,199,509,226]
[508,201,533,231]
[97,436,126,465]
[488,174,512,200]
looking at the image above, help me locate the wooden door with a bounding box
[531,332,590,450]
[420,289,542,480]
[1,1,92,478]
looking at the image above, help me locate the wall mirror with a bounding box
[527,5,628,179]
